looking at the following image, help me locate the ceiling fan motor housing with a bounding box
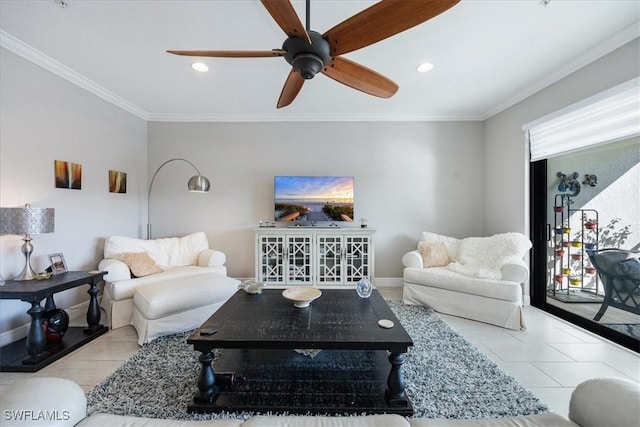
[283,31,330,80]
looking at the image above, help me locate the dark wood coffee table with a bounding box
[187,288,413,415]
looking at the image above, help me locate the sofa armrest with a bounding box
[569,377,640,427]
[197,249,226,268]
[98,258,131,282]
[0,377,86,427]
[402,250,424,269]
[501,257,529,283]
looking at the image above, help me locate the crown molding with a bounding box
[3,22,637,124]
[146,112,483,123]
[0,30,482,123]
[0,30,150,120]
[479,24,640,121]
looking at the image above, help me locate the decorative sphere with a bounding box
[42,309,70,343]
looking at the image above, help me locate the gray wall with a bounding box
[483,38,640,237]
[147,121,485,279]
[1,36,637,339]
[482,38,639,299]
[0,48,148,335]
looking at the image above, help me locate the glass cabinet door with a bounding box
[258,235,285,284]
[344,235,371,285]
[286,235,313,284]
[316,235,343,285]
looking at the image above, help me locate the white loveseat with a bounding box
[3,377,639,427]
[402,232,532,330]
[98,232,239,344]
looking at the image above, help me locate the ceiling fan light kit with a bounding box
[283,31,330,80]
[168,0,460,108]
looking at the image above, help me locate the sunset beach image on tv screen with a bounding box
[274,176,354,222]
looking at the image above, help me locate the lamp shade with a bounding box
[187,175,210,193]
[0,205,55,235]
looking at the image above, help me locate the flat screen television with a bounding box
[274,176,354,222]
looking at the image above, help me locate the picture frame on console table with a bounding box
[48,253,68,274]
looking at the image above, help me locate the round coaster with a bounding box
[378,319,394,329]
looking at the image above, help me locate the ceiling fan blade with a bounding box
[321,57,398,98]
[261,0,311,44]
[166,49,286,58]
[277,69,305,108]
[323,0,460,56]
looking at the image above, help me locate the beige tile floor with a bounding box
[1,287,638,420]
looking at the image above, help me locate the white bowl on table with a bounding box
[282,287,322,308]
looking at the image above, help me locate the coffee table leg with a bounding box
[386,352,409,407]
[194,351,218,404]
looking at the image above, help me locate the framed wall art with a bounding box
[109,170,127,193]
[54,160,82,190]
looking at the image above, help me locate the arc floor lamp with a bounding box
[147,158,210,240]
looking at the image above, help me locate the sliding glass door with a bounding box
[530,138,639,352]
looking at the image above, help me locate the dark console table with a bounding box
[0,271,107,372]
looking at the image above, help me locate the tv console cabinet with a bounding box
[254,227,375,286]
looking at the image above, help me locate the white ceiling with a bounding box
[1,0,638,122]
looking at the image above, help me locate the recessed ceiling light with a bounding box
[191,62,209,73]
[416,62,434,73]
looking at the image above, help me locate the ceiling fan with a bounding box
[167,0,460,108]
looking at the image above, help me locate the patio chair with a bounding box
[586,249,640,321]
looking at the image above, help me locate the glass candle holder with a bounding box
[356,278,372,298]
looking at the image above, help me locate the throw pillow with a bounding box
[115,252,163,277]
[420,242,451,268]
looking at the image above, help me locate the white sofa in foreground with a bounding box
[402,232,532,330]
[2,377,638,427]
[98,232,239,344]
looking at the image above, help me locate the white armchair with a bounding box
[98,231,239,344]
[402,232,531,330]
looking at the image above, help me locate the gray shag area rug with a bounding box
[87,301,548,420]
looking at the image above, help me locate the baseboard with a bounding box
[238,277,404,289]
[373,277,403,288]
[0,297,102,348]
[0,324,29,349]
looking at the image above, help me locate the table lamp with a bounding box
[0,204,55,281]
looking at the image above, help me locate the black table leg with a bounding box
[23,300,48,364]
[194,350,218,404]
[44,295,57,311]
[85,278,102,333]
[386,352,409,407]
